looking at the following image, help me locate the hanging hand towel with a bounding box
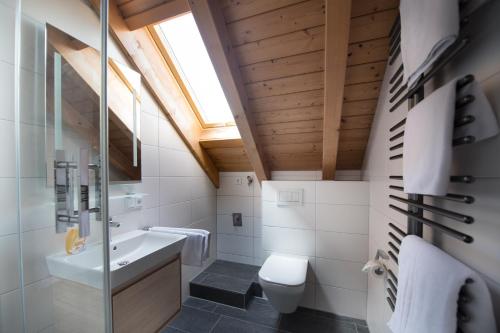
[403,79,456,195]
[403,78,499,195]
[150,227,210,266]
[387,236,496,333]
[400,0,459,88]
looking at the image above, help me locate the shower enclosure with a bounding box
[0,0,112,331]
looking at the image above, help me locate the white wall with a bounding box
[216,172,370,319]
[216,172,263,265]
[0,0,217,331]
[362,1,500,332]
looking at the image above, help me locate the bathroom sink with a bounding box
[46,230,186,289]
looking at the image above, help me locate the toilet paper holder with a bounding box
[363,249,390,276]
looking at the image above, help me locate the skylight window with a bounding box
[156,13,235,127]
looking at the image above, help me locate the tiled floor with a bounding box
[163,297,370,333]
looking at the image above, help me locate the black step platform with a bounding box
[189,260,262,309]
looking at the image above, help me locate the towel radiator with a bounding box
[382,2,485,331]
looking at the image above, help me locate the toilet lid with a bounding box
[259,254,308,287]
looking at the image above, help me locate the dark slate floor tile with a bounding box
[190,282,246,308]
[196,272,251,294]
[161,327,185,333]
[280,310,356,333]
[212,316,281,333]
[214,298,280,328]
[183,297,218,312]
[169,306,220,333]
[356,324,370,333]
[205,260,260,281]
[295,307,354,325]
[353,318,368,326]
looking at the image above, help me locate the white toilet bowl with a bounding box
[258,254,308,313]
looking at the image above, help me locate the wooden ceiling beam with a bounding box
[120,0,191,31]
[322,0,352,180]
[188,0,270,183]
[91,0,219,186]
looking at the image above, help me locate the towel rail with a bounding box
[387,297,395,311]
[389,175,475,183]
[388,250,399,264]
[389,131,404,141]
[390,118,406,132]
[389,38,470,112]
[389,195,474,224]
[389,232,402,245]
[389,205,473,243]
[388,185,474,204]
[390,75,404,94]
[388,269,398,285]
[389,142,404,151]
[387,288,397,304]
[388,242,400,254]
[390,64,404,84]
[389,223,407,237]
[388,278,398,294]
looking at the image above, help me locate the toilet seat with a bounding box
[258,254,308,287]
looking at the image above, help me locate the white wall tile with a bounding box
[159,201,191,227]
[141,144,159,177]
[141,206,159,227]
[22,228,64,284]
[253,197,262,218]
[0,120,16,177]
[316,231,368,262]
[316,204,369,234]
[158,116,187,152]
[217,252,255,265]
[217,196,253,216]
[253,237,263,259]
[253,217,262,237]
[0,62,14,121]
[140,111,158,146]
[316,181,369,205]
[315,258,367,291]
[159,148,192,177]
[24,278,55,332]
[0,234,20,294]
[0,3,15,64]
[262,226,315,257]
[191,177,216,199]
[217,175,254,196]
[20,178,54,232]
[316,284,367,319]
[262,181,316,203]
[0,289,22,333]
[262,201,315,230]
[0,178,18,236]
[191,196,216,222]
[159,177,191,205]
[217,234,253,257]
[217,214,253,237]
[20,123,45,178]
[136,177,159,209]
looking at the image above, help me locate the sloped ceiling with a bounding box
[210,0,399,171]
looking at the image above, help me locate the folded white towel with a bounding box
[387,236,496,333]
[403,78,499,195]
[400,0,459,88]
[150,227,210,266]
[454,80,500,142]
[403,79,456,195]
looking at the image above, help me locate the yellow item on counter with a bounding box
[65,227,86,255]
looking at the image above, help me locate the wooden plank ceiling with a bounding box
[214,0,398,171]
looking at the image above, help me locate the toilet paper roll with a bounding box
[362,259,386,278]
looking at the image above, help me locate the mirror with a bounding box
[46,24,142,183]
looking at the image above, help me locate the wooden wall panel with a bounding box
[253,106,323,125]
[246,72,323,99]
[221,0,305,22]
[248,89,324,112]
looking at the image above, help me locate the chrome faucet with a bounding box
[109,217,121,228]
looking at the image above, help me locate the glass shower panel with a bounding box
[0,0,24,331]
[16,0,110,332]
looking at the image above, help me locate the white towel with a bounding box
[403,79,456,196]
[150,227,210,266]
[387,235,496,333]
[400,0,459,88]
[454,80,500,142]
[403,78,499,195]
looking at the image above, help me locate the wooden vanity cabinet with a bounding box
[112,256,181,333]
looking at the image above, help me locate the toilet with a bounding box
[258,254,308,313]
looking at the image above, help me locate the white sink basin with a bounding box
[46,230,186,289]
